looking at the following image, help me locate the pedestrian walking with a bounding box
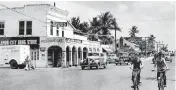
[25,56,34,71]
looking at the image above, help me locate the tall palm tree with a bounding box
[97,12,120,44]
[129,26,139,38]
[147,34,155,52]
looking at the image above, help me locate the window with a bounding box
[31,50,39,60]
[56,26,59,36]
[19,21,32,35]
[31,52,34,60]
[50,21,53,35]
[62,31,64,37]
[26,21,32,35]
[19,21,25,35]
[0,22,4,35]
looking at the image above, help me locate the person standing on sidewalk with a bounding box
[25,56,34,70]
[25,56,30,70]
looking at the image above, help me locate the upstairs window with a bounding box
[19,21,25,35]
[26,21,32,35]
[62,31,64,37]
[19,21,32,35]
[56,26,59,36]
[0,22,4,35]
[50,21,53,35]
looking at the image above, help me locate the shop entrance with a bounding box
[83,47,88,60]
[47,46,62,67]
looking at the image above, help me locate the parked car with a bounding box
[115,57,129,65]
[80,53,107,70]
[164,53,172,62]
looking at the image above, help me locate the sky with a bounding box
[0,1,175,50]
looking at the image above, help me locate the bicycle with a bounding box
[130,68,142,90]
[151,69,169,90]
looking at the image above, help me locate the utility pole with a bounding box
[115,27,117,56]
[145,37,147,57]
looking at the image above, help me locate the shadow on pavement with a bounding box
[141,77,156,81]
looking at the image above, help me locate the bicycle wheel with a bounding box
[133,77,138,90]
[160,77,164,90]
[158,74,164,90]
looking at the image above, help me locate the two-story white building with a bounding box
[0,4,102,68]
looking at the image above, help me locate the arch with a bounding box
[78,47,82,66]
[83,47,88,60]
[66,46,71,67]
[72,46,77,66]
[47,46,62,67]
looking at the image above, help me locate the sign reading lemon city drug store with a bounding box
[0,37,39,46]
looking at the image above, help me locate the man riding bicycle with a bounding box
[130,52,143,88]
[153,51,168,87]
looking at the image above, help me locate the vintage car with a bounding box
[115,52,130,65]
[115,56,129,65]
[80,53,107,70]
[164,53,172,62]
[107,54,118,64]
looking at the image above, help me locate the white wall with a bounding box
[0,4,49,37]
[73,35,87,40]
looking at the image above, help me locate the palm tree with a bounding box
[70,17,89,35]
[129,26,139,38]
[79,22,89,33]
[70,17,81,29]
[147,34,155,52]
[97,12,120,44]
[88,17,101,41]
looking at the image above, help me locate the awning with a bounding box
[102,48,113,53]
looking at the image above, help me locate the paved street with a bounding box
[0,57,175,90]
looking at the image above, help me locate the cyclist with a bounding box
[130,52,144,88]
[153,51,168,87]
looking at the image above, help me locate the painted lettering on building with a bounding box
[0,37,39,46]
[66,38,82,44]
[41,38,64,43]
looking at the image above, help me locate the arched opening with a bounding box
[72,46,77,66]
[47,46,62,67]
[66,46,71,67]
[83,47,88,60]
[78,47,82,66]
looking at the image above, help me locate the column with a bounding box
[70,51,72,67]
[62,51,66,68]
[76,51,79,66]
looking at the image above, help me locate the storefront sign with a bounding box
[53,22,67,27]
[66,38,82,44]
[0,37,39,46]
[41,38,64,43]
[40,47,46,52]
